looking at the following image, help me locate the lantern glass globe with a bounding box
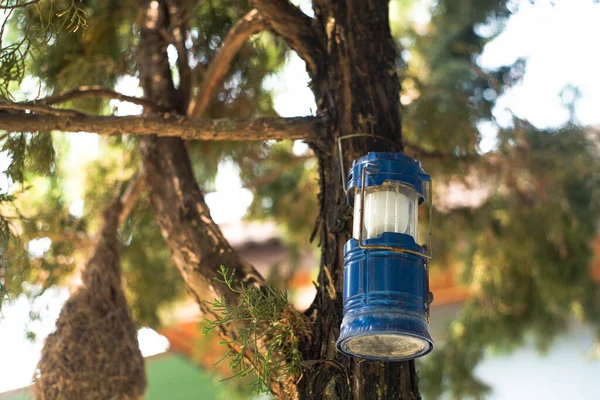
[353,182,418,240]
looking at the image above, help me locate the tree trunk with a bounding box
[296,1,421,399]
[134,0,420,398]
[134,1,290,397]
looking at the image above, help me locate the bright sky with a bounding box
[475,325,600,399]
[478,0,600,150]
[2,0,600,394]
[479,0,600,129]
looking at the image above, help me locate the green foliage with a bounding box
[0,173,81,311]
[119,197,186,327]
[1,132,55,183]
[0,131,61,310]
[203,266,309,394]
[420,125,600,399]
[240,141,319,246]
[0,0,89,99]
[55,1,88,33]
[2,0,599,397]
[0,192,15,303]
[0,40,27,100]
[0,192,13,243]
[23,0,137,102]
[387,1,600,397]
[397,0,521,176]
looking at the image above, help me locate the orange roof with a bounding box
[160,321,234,375]
[592,235,600,282]
[160,321,200,356]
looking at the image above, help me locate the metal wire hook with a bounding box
[336,134,403,194]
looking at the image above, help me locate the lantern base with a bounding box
[337,310,433,361]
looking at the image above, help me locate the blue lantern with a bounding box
[336,152,434,361]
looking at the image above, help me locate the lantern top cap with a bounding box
[347,152,430,201]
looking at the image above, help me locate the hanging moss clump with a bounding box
[33,198,146,400]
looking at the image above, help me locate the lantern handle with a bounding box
[337,134,403,194]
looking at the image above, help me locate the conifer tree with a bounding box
[1,0,598,399]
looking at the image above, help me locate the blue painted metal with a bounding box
[336,233,433,360]
[347,152,431,204]
[337,152,433,361]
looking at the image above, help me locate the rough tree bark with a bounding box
[132,0,419,398]
[250,0,420,398]
[0,112,317,141]
[134,1,289,397]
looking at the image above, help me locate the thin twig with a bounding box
[403,142,479,163]
[118,171,145,225]
[470,64,502,91]
[187,9,267,117]
[244,155,312,190]
[27,86,163,112]
[0,102,83,117]
[250,0,322,77]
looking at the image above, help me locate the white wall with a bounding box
[475,326,600,400]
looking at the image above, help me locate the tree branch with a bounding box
[244,154,313,190]
[0,112,319,141]
[141,136,290,398]
[0,102,83,117]
[135,2,289,395]
[25,86,163,111]
[118,171,145,225]
[33,172,145,250]
[250,0,322,77]
[187,9,267,117]
[403,142,480,163]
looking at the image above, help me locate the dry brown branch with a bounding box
[141,136,292,398]
[250,0,322,77]
[0,102,83,117]
[403,142,479,162]
[0,112,320,141]
[118,171,145,224]
[20,173,144,253]
[134,3,298,396]
[26,86,163,111]
[244,154,313,190]
[187,9,267,117]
